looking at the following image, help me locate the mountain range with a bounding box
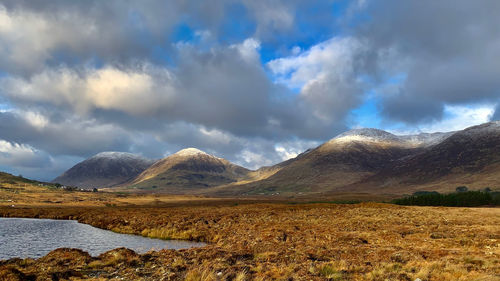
[51,121,500,196]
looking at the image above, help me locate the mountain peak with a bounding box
[53,152,153,189]
[130,148,249,192]
[92,151,145,160]
[333,128,400,143]
[174,148,210,157]
[453,121,500,138]
[465,121,500,131]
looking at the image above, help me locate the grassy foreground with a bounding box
[0,202,499,280]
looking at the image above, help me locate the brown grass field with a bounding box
[1,180,499,280]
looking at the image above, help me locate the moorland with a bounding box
[0,178,499,281]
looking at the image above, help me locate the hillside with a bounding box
[348,121,500,194]
[211,128,478,196]
[53,152,154,189]
[127,148,250,193]
[214,129,425,196]
[0,171,42,186]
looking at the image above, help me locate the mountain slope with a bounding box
[0,171,44,186]
[128,148,250,193]
[215,129,426,196]
[348,121,500,193]
[53,152,154,189]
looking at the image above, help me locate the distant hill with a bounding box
[127,148,250,193]
[53,152,154,189]
[0,171,41,185]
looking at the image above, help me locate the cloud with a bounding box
[231,38,261,64]
[1,66,176,115]
[268,37,368,128]
[0,138,84,181]
[0,140,49,168]
[0,1,327,76]
[491,102,500,121]
[242,0,294,39]
[274,139,319,160]
[1,37,351,140]
[0,3,176,75]
[353,0,500,124]
[0,110,133,157]
[387,104,496,135]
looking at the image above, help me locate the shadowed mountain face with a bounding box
[226,122,500,196]
[53,152,154,189]
[128,148,250,193]
[212,128,465,196]
[215,130,424,196]
[349,122,500,193]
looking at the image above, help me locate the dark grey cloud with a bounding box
[0,0,319,76]
[0,111,132,157]
[0,147,83,182]
[0,40,345,140]
[492,105,500,121]
[354,0,500,123]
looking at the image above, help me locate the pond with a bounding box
[0,217,206,260]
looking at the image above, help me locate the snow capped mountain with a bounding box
[53,152,154,189]
[332,128,454,147]
[351,121,500,193]
[129,148,249,193]
[215,121,500,196]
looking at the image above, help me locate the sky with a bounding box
[0,0,499,181]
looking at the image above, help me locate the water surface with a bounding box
[0,217,205,260]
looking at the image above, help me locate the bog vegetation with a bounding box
[1,173,499,280]
[393,188,500,207]
[1,202,499,280]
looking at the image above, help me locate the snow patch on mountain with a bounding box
[91,151,149,161]
[174,148,211,157]
[334,128,400,143]
[332,128,454,147]
[454,121,500,138]
[400,132,455,146]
